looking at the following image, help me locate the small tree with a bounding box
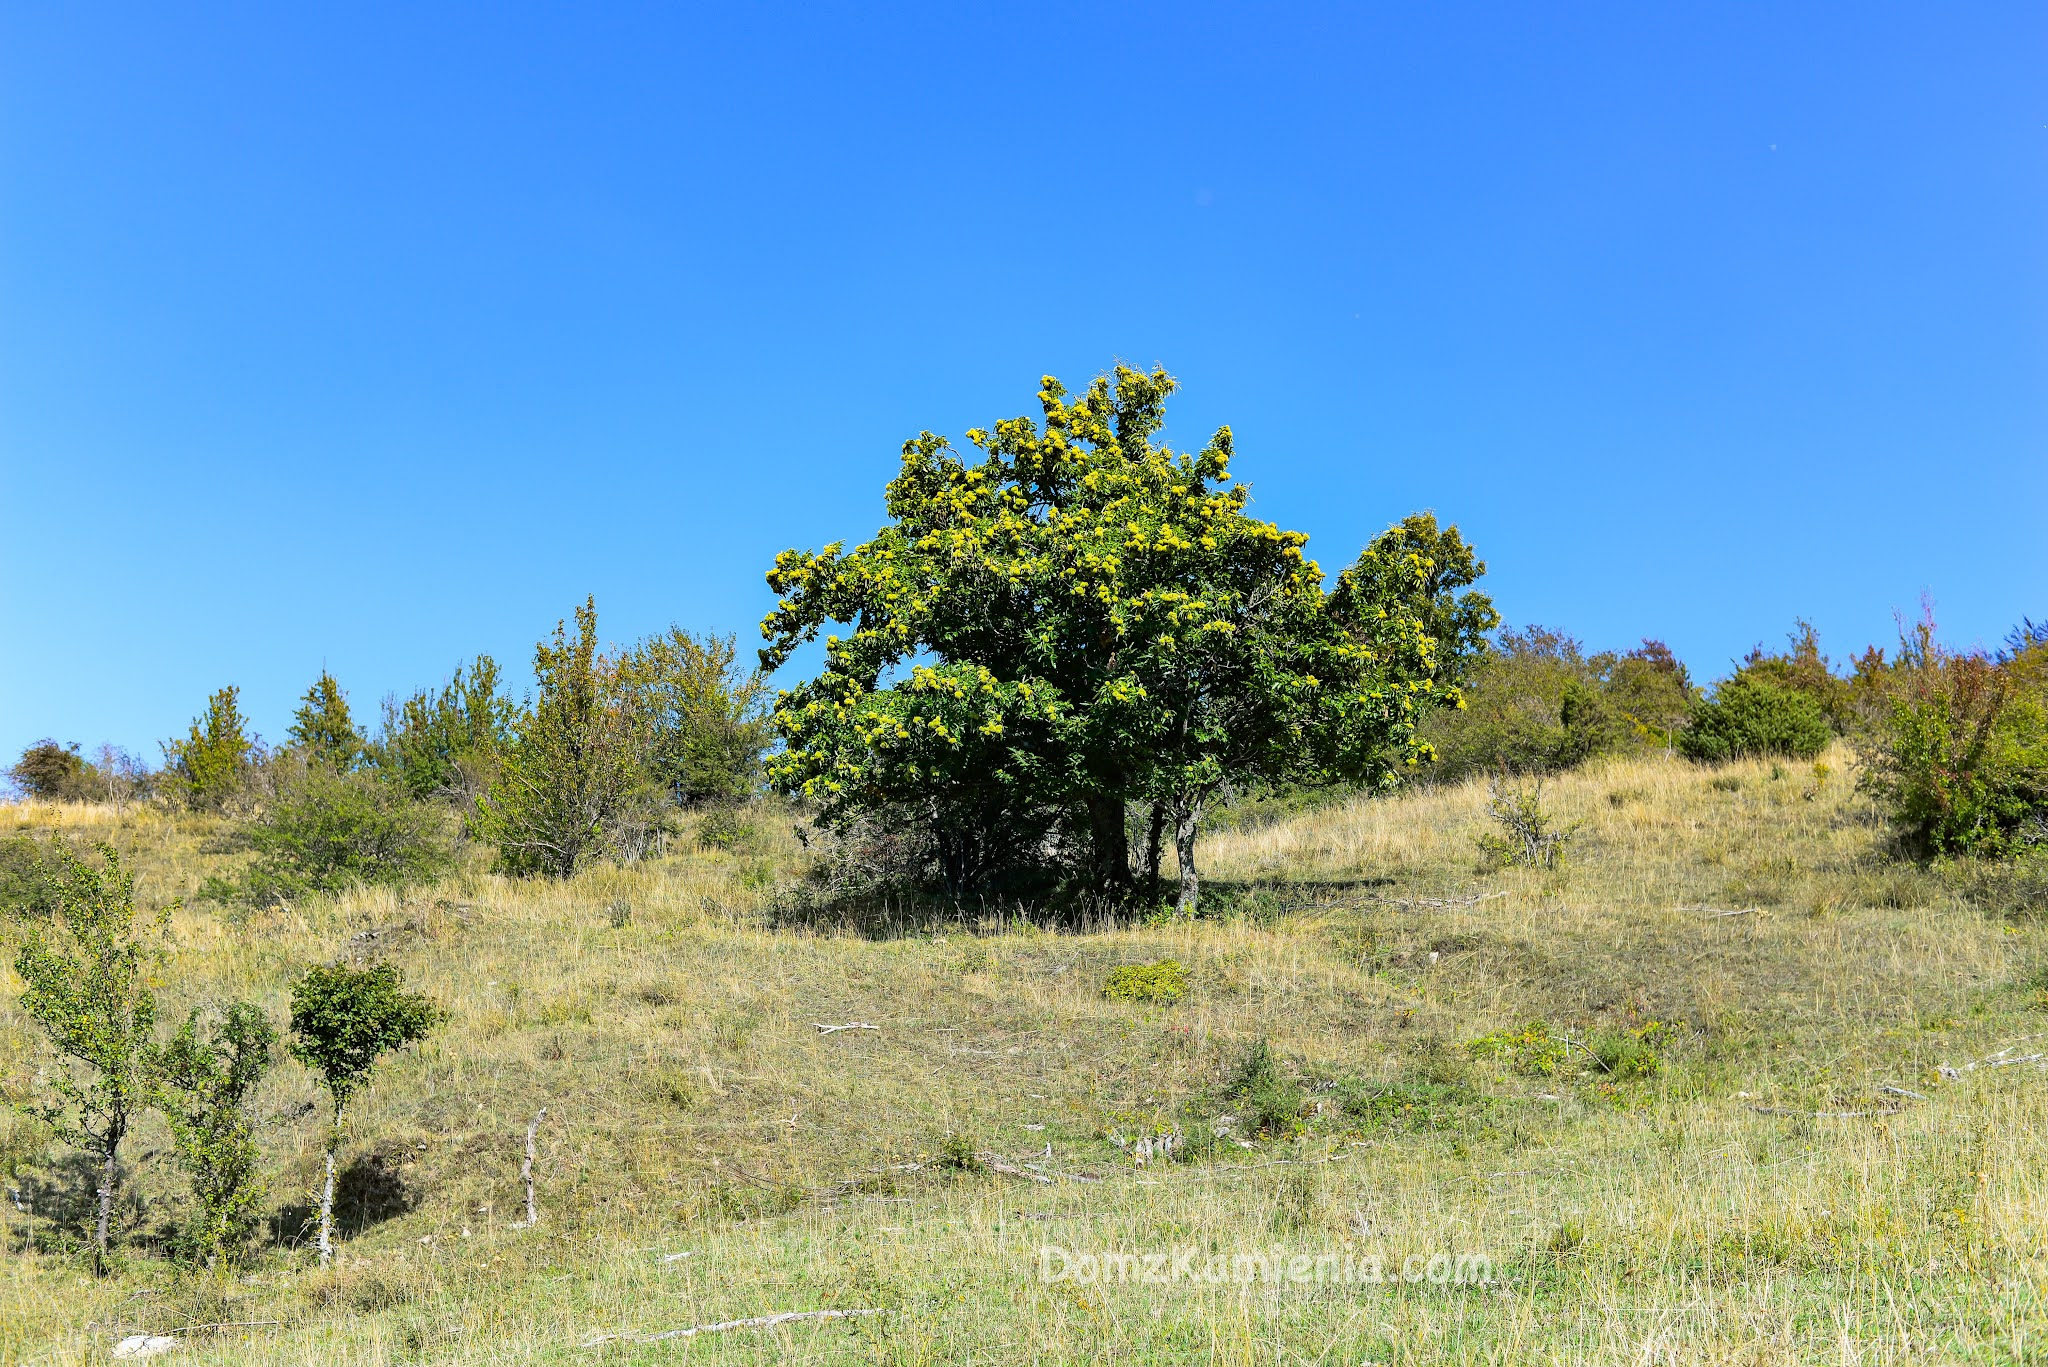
[165,686,256,811]
[9,740,101,802]
[475,598,649,878]
[11,844,167,1272]
[210,765,452,906]
[289,963,442,1264]
[145,1003,276,1268]
[371,656,521,802]
[618,628,774,806]
[289,672,365,771]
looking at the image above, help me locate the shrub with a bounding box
[1678,675,1831,764]
[8,740,101,801]
[1102,959,1188,1004]
[1476,778,1580,869]
[162,687,257,811]
[145,1003,276,1267]
[1467,1022,1568,1076]
[618,629,774,806]
[0,835,63,920]
[287,672,366,771]
[1225,1038,1304,1136]
[474,598,654,878]
[211,765,452,905]
[368,656,520,803]
[12,844,168,1272]
[1419,628,1693,781]
[1857,621,2048,858]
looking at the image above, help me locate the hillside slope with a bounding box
[2,749,2043,1364]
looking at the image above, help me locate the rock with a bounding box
[112,1335,179,1360]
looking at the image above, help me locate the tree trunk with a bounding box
[1084,794,1133,895]
[1173,799,1205,918]
[1144,802,1167,900]
[93,1144,116,1275]
[318,1147,337,1266]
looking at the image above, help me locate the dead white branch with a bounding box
[582,1307,885,1347]
[814,1022,878,1035]
[512,1108,546,1228]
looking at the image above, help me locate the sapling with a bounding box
[146,1002,276,1268]
[10,843,167,1273]
[288,962,442,1264]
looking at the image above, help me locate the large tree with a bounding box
[762,366,1493,906]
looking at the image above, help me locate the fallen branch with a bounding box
[165,1321,283,1335]
[512,1108,546,1229]
[978,1154,1054,1184]
[1750,1105,1901,1119]
[815,1022,878,1035]
[582,1307,885,1347]
[1880,1084,1928,1100]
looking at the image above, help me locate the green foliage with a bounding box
[1678,674,1831,764]
[210,764,452,905]
[0,834,63,920]
[1476,777,1580,868]
[9,739,101,801]
[1335,1077,1487,1133]
[163,686,256,811]
[370,656,520,802]
[1419,629,1693,781]
[144,1003,276,1266]
[288,672,366,770]
[289,963,443,1123]
[475,599,652,878]
[1225,1038,1304,1136]
[1737,621,1861,734]
[1585,1021,1671,1078]
[1857,619,2048,858]
[761,365,1486,906]
[1101,959,1188,1004]
[1467,1022,1568,1076]
[618,628,773,806]
[10,844,168,1269]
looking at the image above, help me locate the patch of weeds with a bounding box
[605,897,632,929]
[1547,1220,1586,1257]
[955,941,996,974]
[1585,1021,1675,1079]
[1226,1039,1305,1137]
[711,1010,759,1052]
[648,1065,699,1110]
[698,807,751,851]
[938,1133,985,1172]
[1950,851,2048,921]
[1103,959,1188,1004]
[1335,1078,1488,1133]
[1467,1022,1569,1077]
[1709,774,1743,793]
[1605,787,1646,808]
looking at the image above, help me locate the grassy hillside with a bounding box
[3,749,2044,1364]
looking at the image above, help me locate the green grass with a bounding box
[2,749,2045,1363]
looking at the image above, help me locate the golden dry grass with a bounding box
[1,748,2043,1363]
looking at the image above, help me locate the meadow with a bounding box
[2,746,2044,1364]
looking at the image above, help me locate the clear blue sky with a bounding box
[3,3,2043,761]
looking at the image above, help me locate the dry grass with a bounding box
[1,748,2044,1363]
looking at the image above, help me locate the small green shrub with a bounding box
[1679,675,1831,764]
[1585,1021,1672,1078]
[0,835,63,920]
[1336,1078,1487,1132]
[210,766,452,905]
[697,807,750,851]
[1226,1038,1304,1136]
[1467,1022,1569,1076]
[1476,779,1579,869]
[1102,959,1188,1004]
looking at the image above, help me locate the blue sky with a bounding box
[3,3,2043,760]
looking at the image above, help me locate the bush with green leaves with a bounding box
[290,962,443,1264]
[0,834,63,920]
[475,598,654,878]
[619,628,774,806]
[145,1003,275,1267]
[287,671,366,771]
[162,686,258,811]
[1102,959,1188,1004]
[9,739,103,801]
[1225,1038,1304,1137]
[1857,619,2048,858]
[369,656,521,802]
[1678,674,1831,764]
[206,764,453,906]
[1418,628,1693,781]
[10,843,167,1272]
[1476,777,1581,869]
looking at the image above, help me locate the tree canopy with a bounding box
[761,365,1493,908]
